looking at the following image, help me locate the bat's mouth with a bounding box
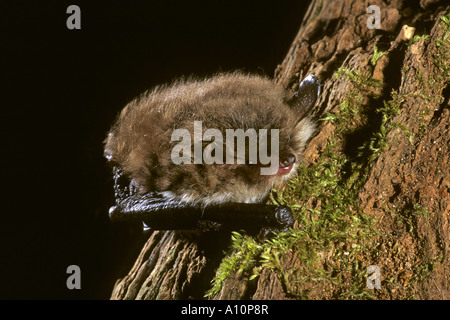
[277,155,295,176]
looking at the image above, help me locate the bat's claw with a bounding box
[274,206,294,230]
[259,205,294,240]
[108,205,124,221]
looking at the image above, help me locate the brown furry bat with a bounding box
[105,72,320,233]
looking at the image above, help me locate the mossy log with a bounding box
[111,0,449,300]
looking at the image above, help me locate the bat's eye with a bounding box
[279,154,295,168]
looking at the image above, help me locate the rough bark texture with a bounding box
[111,0,449,300]
[110,230,230,299]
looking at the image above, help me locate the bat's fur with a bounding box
[105,72,317,207]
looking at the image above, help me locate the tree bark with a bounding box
[111,0,449,300]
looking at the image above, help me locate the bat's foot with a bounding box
[274,205,294,230]
[258,205,294,240]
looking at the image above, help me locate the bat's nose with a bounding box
[279,154,296,168]
[277,154,296,176]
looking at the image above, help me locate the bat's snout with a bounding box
[277,154,296,176]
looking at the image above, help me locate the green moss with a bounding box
[205,232,262,296]
[393,203,432,235]
[414,255,444,283]
[433,15,450,80]
[407,16,450,142]
[334,67,383,92]
[371,45,388,66]
[408,34,429,47]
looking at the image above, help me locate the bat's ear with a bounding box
[288,75,321,119]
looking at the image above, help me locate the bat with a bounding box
[104,72,320,234]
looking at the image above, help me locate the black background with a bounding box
[1,1,309,299]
